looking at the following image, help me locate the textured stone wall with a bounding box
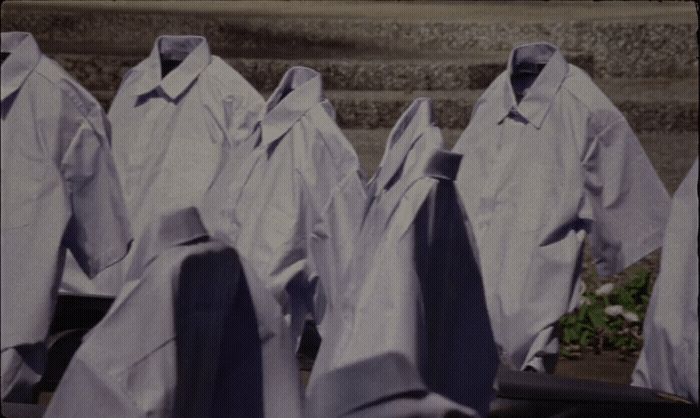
[4,8,697,79]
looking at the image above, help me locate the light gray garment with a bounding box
[632,159,698,404]
[201,66,364,342]
[1,32,131,400]
[306,353,478,418]
[344,393,477,418]
[308,99,497,417]
[453,42,671,372]
[45,208,303,417]
[60,34,265,296]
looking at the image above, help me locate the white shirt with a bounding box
[453,42,671,372]
[45,208,303,417]
[47,67,363,417]
[308,99,498,417]
[201,66,364,341]
[61,35,265,295]
[632,158,698,404]
[1,31,130,357]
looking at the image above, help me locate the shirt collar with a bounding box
[307,352,426,417]
[498,42,568,129]
[365,99,455,232]
[131,35,211,100]
[1,32,42,102]
[125,207,209,280]
[372,98,435,194]
[260,66,323,147]
[379,146,460,233]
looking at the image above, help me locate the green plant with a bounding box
[560,268,651,359]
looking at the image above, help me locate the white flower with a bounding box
[622,311,640,323]
[595,283,615,296]
[578,296,591,308]
[604,305,624,316]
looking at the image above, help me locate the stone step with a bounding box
[90,84,697,132]
[345,130,698,194]
[53,53,600,93]
[325,87,697,132]
[3,1,697,79]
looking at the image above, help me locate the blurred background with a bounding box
[2,0,698,387]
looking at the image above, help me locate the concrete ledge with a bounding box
[88,86,696,132]
[52,53,598,92]
[51,53,695,95]
[346,130,699,192]
[324,90,698,132]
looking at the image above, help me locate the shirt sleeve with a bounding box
[631,159,699,403]
[204,63,266,148]
[302,111,366,320]
[60,109,132,278]
[307,169,366,334]
[582,115,671,277]
[222,92,266,146]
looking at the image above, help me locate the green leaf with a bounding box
[563,327,574,344]
[617,290,636,310]
[580,330,593,347]
[628,276,646,289]
[577,307,587,321]
[588,307,606,330]
[560,347,575,359]
[609,317,624,330]
[581,323,595,332]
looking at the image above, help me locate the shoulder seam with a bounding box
[207,57,261,100]
[560,82,593,115]
[34,58,102,123]
[306,106,359,175]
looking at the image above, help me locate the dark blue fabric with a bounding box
[174,247,263,418]
[414,179,499,417]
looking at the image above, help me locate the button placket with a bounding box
[476,114,519,237]
[138,93,169,153]
[126,96,167,197]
